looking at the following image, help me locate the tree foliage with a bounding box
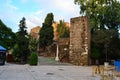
[74,0,120,60]
[29,36,38,53]
[57,20,70,38]
[0,19,16,49]
[39,13,54,49]
[13,17,29,63]
[91,48,100,59]
[29,52,38,65]
[74,0,120,29]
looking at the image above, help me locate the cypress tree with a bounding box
[39,13,54,50]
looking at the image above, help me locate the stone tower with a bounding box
[69,16,90,66]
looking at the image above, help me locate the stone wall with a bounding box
[30,26,40,40]
[58,38,69,62]
[69,16,90,66]
[49,38,70,62]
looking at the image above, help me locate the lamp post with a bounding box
[104,44,109,67]
[55,43,59,61]
[104,44,108,62]
[64,48,68,52]
[64,48,68,56]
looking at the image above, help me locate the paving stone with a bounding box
[0,60,120,80]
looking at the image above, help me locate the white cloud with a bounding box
[28,15,42,25]
[1,0,80,32]
[26,20,37,33]
[34,0,80,22]
[52,0,80,22]
[6,0,18,11]
[21,0,28,4]
[35,10,43,15]
[117,0,120,2]
[52,0,76,12]
[23,0,80,32]
[25,14,43,33]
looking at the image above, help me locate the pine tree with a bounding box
[13,17,29,63]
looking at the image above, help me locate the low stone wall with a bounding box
[58,38,69,62]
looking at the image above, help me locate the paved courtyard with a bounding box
[0,63,100,80]
[0,56,120,80]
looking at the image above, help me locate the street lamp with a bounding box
[104,44,108,62]
[64,48,68,56]
[55,43,59,61]
[104,44,109,67]
[64,48,68,51]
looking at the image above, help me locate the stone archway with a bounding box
[69,16,90,66]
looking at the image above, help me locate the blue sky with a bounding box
[0,0,120,33]
[0,0,80,32]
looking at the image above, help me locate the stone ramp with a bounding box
[38,56,73,66]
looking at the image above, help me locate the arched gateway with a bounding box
[69,16,90,66]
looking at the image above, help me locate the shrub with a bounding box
[91,48,100,59]
[29,52,38,65]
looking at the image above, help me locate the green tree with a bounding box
[74,0,120,61]
[104,1,120,30]
[0,19,16,49]
[74,0,120,30]
[91,48,100,65]
[13,17,29,63]
[91,29,119,59]
[39,13,54,50]
[29,36,38,53]
[57,20,70,38]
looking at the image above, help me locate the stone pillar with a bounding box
[69,16,90,66]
